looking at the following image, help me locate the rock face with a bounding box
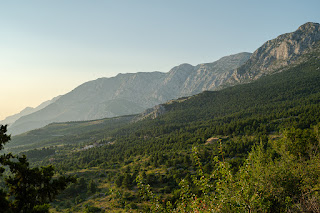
[227,22,320,84]
[135,104,167,121]
[158,53,252,97]
[9,52,251,135]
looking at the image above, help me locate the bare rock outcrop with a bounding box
[227,22,320,84]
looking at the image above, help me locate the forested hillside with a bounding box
[4,40,320,212]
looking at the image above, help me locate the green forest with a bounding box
[1,46,320,212]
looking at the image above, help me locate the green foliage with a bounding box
[87,180,97,194]
[0,125,10,150]
[137,124,320,212]
[84,205,104,213]
[0,125,75,212]
[31,204,51,213]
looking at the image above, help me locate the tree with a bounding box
[87,180,97,194]
[0,125,75,212]
[84,205,103,213]
[122,173,132,189]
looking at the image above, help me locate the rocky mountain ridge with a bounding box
[8,52,251,135]
[134,22,320,121]
[8,22,320,135]
[227,22,320,85]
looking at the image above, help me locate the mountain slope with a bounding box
[9,52,250,135]
[156,53,251,98]
[9,22,320,135]
[9,43,320,154]
[8,43,320,213]
[0,96,60,125]
[226,22,320,85]
[6,44,320,213]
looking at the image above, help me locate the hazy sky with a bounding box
[1,0,320,120]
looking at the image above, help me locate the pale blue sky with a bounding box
[1,0,320,119]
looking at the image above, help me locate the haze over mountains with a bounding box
[7,53,251,135]
[4,22,320,135]
[0,96,60,126]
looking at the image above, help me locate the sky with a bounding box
[1,0,320,120]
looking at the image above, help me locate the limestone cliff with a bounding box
[227,22,320,84]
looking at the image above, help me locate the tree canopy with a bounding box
[0,125,75,213]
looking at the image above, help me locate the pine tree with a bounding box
[0,125,75,212]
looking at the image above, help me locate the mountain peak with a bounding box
[297,22,320,32]
[174,63,194,70]
[226,22,320,84]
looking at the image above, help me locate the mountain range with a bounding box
[0,96,60,126]
[4,22,320,135]
[5,22,320,213]
[8,34,320,154]
[7,53,251,135]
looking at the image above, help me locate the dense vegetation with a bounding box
[137,125,320,212]
[0,125,75,212]
[3,47,320,212]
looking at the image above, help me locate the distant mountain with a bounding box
[1,107,35,126]
[155,53,252,98]
[8,39,320,153]
[8,52,251,135]
[0,96,60,126]
[10,22,320,136]
[225,22,320,85]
